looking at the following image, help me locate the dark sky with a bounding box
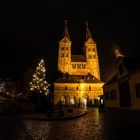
[0,1,138,82]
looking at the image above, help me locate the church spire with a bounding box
[62,20,71,41]
[86,21,93,41]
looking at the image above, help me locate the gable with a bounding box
[86,37,95,44]
[60,36,71,43]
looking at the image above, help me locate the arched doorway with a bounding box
[69,96,76,106]
[60,96,66,106]
[80,97,87,108]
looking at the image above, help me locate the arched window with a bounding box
[61,53,64,57]
[66,53,69,57]
[89,86,91,91]
[65,86,67,90]
[80,97,87,108]
[61,47,64,50]
[92,48,95,51]
[60,96,66,105]
[77,86,79,90]
[70,96,76,105]
[72,64,76,69]
[93,55,96,58]
[88,55,92,59]
[88,48,91,51]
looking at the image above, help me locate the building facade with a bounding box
[103,52,140,110]
[54,21,104,107]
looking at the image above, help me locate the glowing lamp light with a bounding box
[100,99,104,105]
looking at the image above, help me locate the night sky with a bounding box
[0,1,138,82]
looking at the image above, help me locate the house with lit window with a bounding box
[103,48,140,110]
[54,21,104,107]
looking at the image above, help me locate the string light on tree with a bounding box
[30,59,50,95]
[0,81,6,93]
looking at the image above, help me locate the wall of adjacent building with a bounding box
[104,71,140,110]
[103,82,120,108]
[129,71,140,109]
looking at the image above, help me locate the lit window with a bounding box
[61,96,66,105]
[77,64,81,69]
[135,83,140,98]
[82,64,86,69]
[70,96,76,105]
[72,64,76,69]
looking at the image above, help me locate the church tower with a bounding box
[84,22,100,79]
[58,20,71,73]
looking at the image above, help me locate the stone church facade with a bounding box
[54,21,104,107]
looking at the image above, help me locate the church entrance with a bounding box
[69,96,76,106]
[80,97,87,108]
[60,96,66,106]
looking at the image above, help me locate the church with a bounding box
[54,21,104,107]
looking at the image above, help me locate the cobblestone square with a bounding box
[0,108,140,140]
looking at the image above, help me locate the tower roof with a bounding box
[61,20,71,41]
[86,21,94,41]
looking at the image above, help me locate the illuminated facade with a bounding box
[54,21,104,107]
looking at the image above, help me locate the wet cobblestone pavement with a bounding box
[0,108,140,140]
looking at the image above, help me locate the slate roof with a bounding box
[104,56,140,86]
[103,74,117,86]
[55,73,103,83]
[71,55,87,62]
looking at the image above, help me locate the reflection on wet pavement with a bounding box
[0,108,140,140]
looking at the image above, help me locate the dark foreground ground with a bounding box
[0,108,140,140]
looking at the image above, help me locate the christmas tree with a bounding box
[0,81,6,93]
[30,59,49,95]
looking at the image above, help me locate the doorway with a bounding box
[80,97,87,108]
[119,80,131,107]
